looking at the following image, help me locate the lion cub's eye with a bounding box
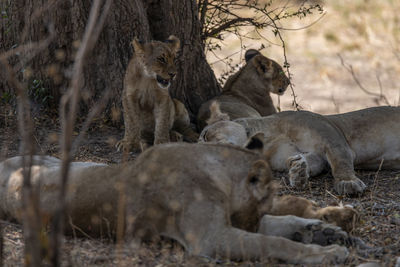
[249,176,259,184]
[157,56,167,64]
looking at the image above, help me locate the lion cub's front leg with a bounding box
[116,92,145,153]
[153,98,175,145]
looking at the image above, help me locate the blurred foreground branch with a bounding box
[0,16,56,266]
[52,0,112,266]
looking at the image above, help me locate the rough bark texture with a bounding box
[145,0,221,119]
[0,0,220,121]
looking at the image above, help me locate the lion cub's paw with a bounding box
[170,131,183,142]
[334,177,366,196]
[287,154,309,188]
[318,205,359,232]
[115,139,146,153]
[292,219,348,246]
[154,136,170,145]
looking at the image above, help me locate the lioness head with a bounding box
[244,49,290,95]
[132,35,180,89]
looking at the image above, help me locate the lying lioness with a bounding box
[199,103,400,195]
[0,143,354,264]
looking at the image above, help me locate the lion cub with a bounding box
[116,35,197,152]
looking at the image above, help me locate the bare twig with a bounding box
[205,17,256,40]
[338,54,390,106]
[265,13,300,111]
[370,159,384,200]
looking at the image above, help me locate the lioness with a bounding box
[199,104,400,195]
[116,35,198,153]
[197,49,290,130]
[0,143,354,264]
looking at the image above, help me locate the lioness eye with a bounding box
[157,57,166,64]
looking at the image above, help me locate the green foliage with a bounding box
[0,1,12,35]
[1,91,13,103]
[28,79,53,106]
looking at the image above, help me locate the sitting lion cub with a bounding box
[0,144,355,264]
[116,35,198,152]
[200,103,400,195]
[197,49,290,130]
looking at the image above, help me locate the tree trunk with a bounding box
[145,0,221,119]
[0,0,220,121]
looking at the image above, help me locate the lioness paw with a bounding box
[291,219,348,246]
[334,177,366,195]
[287,154,309,188]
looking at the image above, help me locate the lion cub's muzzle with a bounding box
[156,75,171,88]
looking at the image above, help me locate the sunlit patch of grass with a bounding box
[324,32,339,44]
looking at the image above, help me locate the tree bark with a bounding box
[0,0,220,121]
[145,0,221,119]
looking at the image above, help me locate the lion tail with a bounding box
[206,101,230,125]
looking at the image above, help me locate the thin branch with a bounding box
[275,12,326,31]
[338,54,390,106]
[204,17,255,40]
[265,13,300,110]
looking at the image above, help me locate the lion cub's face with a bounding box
[246,160,276,216]
[133,35,180,89]
[245,49,290,95]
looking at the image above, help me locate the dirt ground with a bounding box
[1,0,400,266]
[1,108,399,266]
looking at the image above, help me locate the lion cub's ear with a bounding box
[253,55,273,78]
[132,37,145,55]
[245,132,265,151]
[165,35,180,53]
[245,49,260,63]
[206,101,230,125]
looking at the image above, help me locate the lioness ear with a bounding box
[132,37,145,55]
[245,132,265,151]
[253,55,273,78]
[245,49,260,63]
[165,35,180,53]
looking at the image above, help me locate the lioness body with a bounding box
[200,106,400,195]
[197,49,290,130]
[117,36,198,152]
[0,143,352,264]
